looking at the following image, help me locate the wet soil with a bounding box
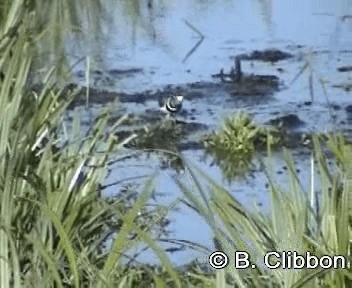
[65,74,352,155]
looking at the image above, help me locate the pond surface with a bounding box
[68,0,352,266]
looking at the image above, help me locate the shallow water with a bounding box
[68,0,352,266]
[73,0,352,93]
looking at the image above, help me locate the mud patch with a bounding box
[116,117,208,151]
[236,49,294,63]
[224,74,281,96]
[337,65,352,72]
[266,114,305,129]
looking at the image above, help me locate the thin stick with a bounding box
[320,79,337,126]
[182,19,205,63]
[308,62,314,102]
[182,38,204,63]
[184,19,204,38]
[85,56,90,109]
[310,152,315,212]
[290,62,308,86]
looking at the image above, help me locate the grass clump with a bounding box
[130,119,183,150]
[177,133,352,287]
[203,112,280,179]
[127,119,185,172]
[0,5,182,286]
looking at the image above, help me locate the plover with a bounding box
[158,95,184,114]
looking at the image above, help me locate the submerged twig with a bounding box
[308,62,314,102]
[85,56,90,109]
[184,20,204,38]
[182,19,205,63]
[291,50,315,102]
[290,62,308,86]
[320,78,337,126]
[182,38,204,63]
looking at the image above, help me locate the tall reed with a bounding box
[176,134,352,287]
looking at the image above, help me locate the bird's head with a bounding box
[175,95,184,103]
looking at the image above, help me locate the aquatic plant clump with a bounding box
[128,119,185,172]
[203,112,281,179]
[130,119,183,150]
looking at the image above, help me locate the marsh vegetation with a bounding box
[1,0,352,287]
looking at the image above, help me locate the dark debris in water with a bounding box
[337,65,352,72]
[107,68,143,76]
[346,105,352,113]
[75,68,143,81]
[266,114,305,129]
[115,117,208,151]
[332,82,352,92]
[346,105,352,121]
[64,82,224,109]
[211,71,281,95]
[243,49,293,63]
[64,74,281,112]
[64,85,148,108]
[212,48,289,96]
[113,117,208,173]
[225,74,281,96]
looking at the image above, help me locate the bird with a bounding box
[158,95,184,115]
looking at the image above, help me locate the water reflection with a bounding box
[71,0,352,94]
